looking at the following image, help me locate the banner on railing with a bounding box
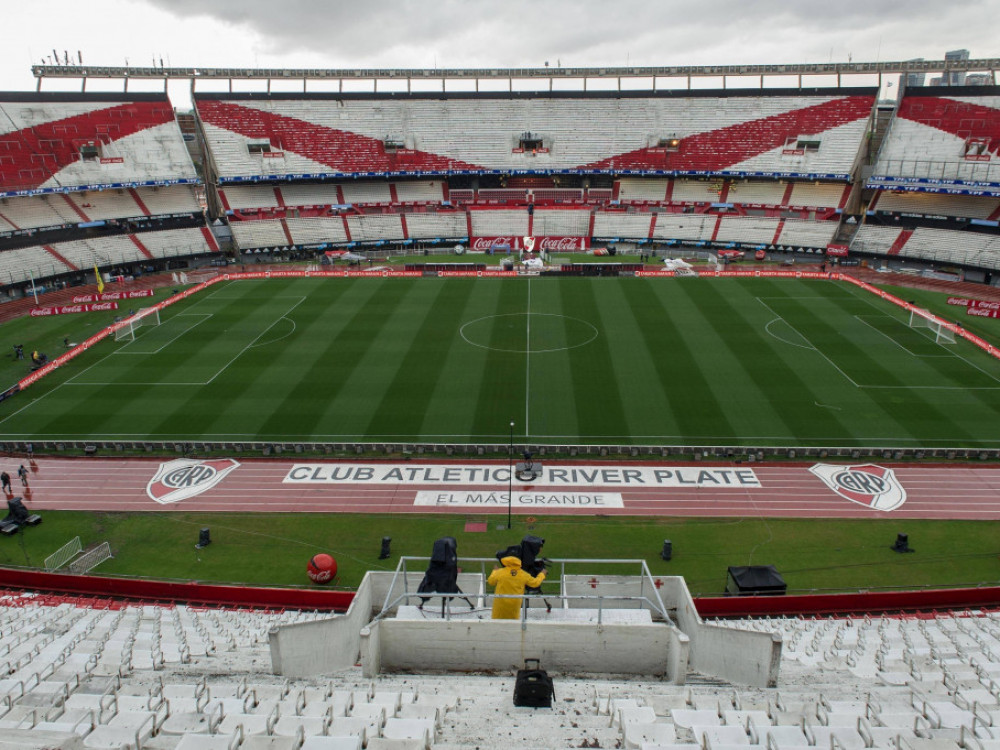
[16,275,225,393]
[841,275,1000,360]
[72,289,154,304]
[31,302,119,317]
[437,270,518,278]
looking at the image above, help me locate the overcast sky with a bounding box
[3,0,997,107]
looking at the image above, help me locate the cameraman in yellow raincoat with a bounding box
[487,555,547,620]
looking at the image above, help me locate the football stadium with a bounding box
[1,49,1000,749]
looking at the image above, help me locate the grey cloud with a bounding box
[139,0,996,67]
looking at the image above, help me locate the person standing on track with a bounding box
[17,465,28,487]
[0,471,10,494]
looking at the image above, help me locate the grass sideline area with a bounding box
[1,273,1000,447]
[4,510,999,596]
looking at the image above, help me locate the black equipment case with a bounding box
[513,658,555,707]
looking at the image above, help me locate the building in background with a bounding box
[901,59,926,88]
[944,48,970,85]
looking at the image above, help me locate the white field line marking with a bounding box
[853,314,954,358]
[63,298,306,388]
[7,430,1000,446]
[525,278,531,437]
[248,316,296,349]
[63,382,214,387]
[205,297,306,385]
[840,281,1000,385]
[175,284,230,310]
[755,296,1000,390]
[756,297,861,388]
[115,313,212,355]
[0,386,62,425]
[763,318,814,349]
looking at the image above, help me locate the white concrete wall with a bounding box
[360,621,381,679]
[269,573,376,677]
[655,576,782,688]
[690,623,782,688]
[374,619,680,676]
[271,570,778,687]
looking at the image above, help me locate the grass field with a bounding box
[5,510,1000,595]
[3,274,1000,447]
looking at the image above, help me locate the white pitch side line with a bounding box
[205,296,306,385]
[116,314,212,356]
[840,281,1000,385]
[525,278,531,437]
[756,297,861,388]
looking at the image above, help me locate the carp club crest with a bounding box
[809,463,907,512]
[146,459,240,504]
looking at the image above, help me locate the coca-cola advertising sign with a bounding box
[537,236,590,251]
[948,297,1000,311]
[72,289,154,304]
[30,302,119,316]
[968,306,1000,319]
[471,236,521,251]
[471,236,589,252]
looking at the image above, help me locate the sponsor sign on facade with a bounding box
[283,463,761,488]
[469,236,590,252]
[809,463,907,512]
[146,459,240,504]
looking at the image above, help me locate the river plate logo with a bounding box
[809,463,907,512]
[147,459,240,505]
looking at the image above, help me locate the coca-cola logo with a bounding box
[539,237,584,251]
[471,237,516,250]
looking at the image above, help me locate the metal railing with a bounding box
[376,556,671,627]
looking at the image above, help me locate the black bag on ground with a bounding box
[513,658,554,707]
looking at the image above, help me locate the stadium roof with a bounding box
[31,59,1000,93]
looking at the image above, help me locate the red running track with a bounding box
[7,457,1000,519]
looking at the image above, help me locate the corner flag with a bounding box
[94,264,104,294]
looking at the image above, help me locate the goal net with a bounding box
[908,308,956,344]
[114,307,161,342]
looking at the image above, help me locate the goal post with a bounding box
[114,307,161,342]
[908,308,957,344]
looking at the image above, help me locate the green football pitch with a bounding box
[3,275,1000,447]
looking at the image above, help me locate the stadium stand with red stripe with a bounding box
[869,86,1000,193]
[195,89,876,182]
[0,93,198,197]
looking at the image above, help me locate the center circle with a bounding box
[460,313,599,354]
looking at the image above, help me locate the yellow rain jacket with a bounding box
[487,556,546,620]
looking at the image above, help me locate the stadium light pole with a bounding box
[508,420,514,530]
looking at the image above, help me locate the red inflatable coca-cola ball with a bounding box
[306,553,337,584]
